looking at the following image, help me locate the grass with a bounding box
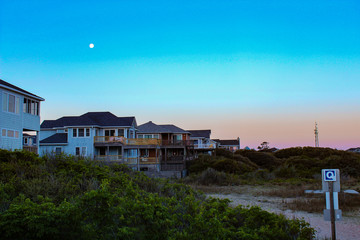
[259,184,360,213]
[192,182,360,214]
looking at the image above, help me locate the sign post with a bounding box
[322,169,341,240]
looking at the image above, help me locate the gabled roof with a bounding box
[187,130,211,138]
[41,112,136,129]
[138,121,189,134]
[0,79,44,101]
[40,133,68,144]
[213,139,240,146]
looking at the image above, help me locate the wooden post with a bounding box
[329,182,336,240]
[107,146,110,161]
[137,148,140,171]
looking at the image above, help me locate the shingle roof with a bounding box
[41,112,136,128]
[188,130,211,138]
[160,125,190,134]
[213,139,239,146]
[138,121,189,134]
[138,121,172,133]
[0,79,44,101]
[40,133,68,144]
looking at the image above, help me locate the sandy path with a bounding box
[208,193,360,240]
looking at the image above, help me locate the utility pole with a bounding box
[315,122,319,147]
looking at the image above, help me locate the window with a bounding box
[75,147,80,156]
[16,97,20,113]
[2,93,7,111]
[145,134,152,139]
[24,138,28,144]
[23,98,40,116]
[78,128,84,137]
[55,147,62,155]
[137,134,144,139]
[1,129,19,138]
[7,130,14,138]
[118,129,124,137]
[81,147,87,156]
[2,92,20,114]
[105,129,115,136]
[72,128,89,138]
[99,148,106,155]
[173,135,182,141]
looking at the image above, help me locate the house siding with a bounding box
[1,88,42,150]
[39,130,57,141]
[68,127,95,157]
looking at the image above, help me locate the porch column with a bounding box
[121,147,124,162]
[36,131,40,154]
[137,148,140,171]
[107,146,110,161]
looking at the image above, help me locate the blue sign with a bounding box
[324,170,337,181]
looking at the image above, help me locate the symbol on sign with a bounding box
[324,170,336,181]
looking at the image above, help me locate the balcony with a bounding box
[161,140,194,147]
[23,146,38,153]
[93,155,159,165]
[194,143,216,149]
[94,136,160,146]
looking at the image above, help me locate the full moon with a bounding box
[89,43,94,48]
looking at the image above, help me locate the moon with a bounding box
[89,43,94,48]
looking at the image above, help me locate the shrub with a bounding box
[0,149,316,239]
[237,151,282,171]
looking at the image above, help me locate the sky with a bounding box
[1,0,359,150]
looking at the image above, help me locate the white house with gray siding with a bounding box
[0,79,45,152]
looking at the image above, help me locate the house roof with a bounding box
[0,79,44,101]
[213,139,240,146]
[41,112,136,129]
[160,124,190,134]
[138,121,171,133]
[187,130,211,138]
[40,133,68,144]
[138,121,189,134]
[347,147,360,152]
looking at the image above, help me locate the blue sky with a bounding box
[1,0,360,149]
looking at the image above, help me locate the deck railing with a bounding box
[94,155,159,164]
[194,143,216,149]
[94,136,160,145]
[23,146,38,153]
[94,136,194,147]
[161,140,193,146]
[94,155,123,161]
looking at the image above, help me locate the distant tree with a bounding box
[258,141,270,151]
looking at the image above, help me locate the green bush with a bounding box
[236,151,282,171]
[0,149,315,239]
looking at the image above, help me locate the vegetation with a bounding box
[186,147,360,215]
[0,149,315,239]
[188,147,360,184]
